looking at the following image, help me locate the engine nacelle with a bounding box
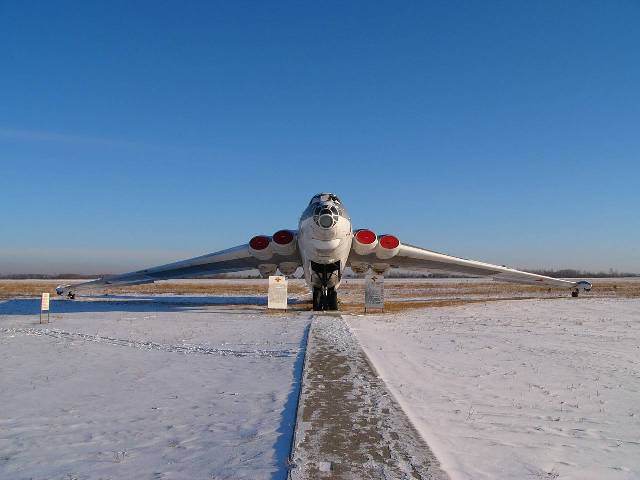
[350,261,369,274]
[372,263,390,274]
[271,229,297,256]
[375,234,401,260]
[278,262,299,276]
[576,280,592,292]
[258,264,278,278]
[249,235,273,260]
[352,229,378,255]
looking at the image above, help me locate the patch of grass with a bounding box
[2,279,638,311]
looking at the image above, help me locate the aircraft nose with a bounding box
[313,203,339,229]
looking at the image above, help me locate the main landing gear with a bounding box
[313,287,338,311]
[571,290,579,298]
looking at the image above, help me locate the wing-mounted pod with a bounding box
[258,264,278,278]
[375,234,401,260]
[272,230,301,276]
[249,235,273,260]
[571,280,593,297]
[353,229,378,255]
[271,230,297,256]
[56,284,76,299]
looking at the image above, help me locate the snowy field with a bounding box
[348,298,640,480]
[0,296,310,480]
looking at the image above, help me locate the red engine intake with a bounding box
[249,236,270,250]
[273,230,294,245]
[271,229,297,256]
[375,234,401,259]
[249,235,273,260]
[352,229,378,255]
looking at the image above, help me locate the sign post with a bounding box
[268,275,288,310]
[40,293,50,324]
[364,273,384,313]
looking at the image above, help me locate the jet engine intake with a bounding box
[375,234,401,259]
[249,235,273,260]
[271,229,297,256]
[353,229,378,255]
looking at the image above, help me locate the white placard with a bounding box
[268,275,288,309]
[365,273,384,310]
[41,293,50,311]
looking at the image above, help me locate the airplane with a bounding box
[56,192,592,310]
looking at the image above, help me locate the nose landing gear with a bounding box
[313,287,338,311]
[310,260,341,311]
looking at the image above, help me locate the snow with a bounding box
[347,298,640,480]
[0,296,311,480]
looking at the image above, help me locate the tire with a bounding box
[313,287,324,311]
[571,290,579,298]
[326,288,338,310]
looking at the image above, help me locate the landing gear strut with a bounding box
[312,287,338,311]
[313,287,323,311]
[311,260,341,311]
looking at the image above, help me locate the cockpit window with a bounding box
[309,193,342,205]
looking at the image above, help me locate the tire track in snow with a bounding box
[0,327,299,358]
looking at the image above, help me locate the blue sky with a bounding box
[1,1,639,274]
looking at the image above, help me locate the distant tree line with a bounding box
[0,273,107,280]
[520,268,639,279]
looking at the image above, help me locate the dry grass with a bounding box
[1,278,639,312]
[0,280,308,299]
[0,281,62,299]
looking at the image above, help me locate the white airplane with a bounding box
[56,193,592,310]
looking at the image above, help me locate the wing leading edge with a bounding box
[56,244,301,297]
[348,243,592,293]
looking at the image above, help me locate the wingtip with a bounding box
[575,280,592,292]
[55,284,76,298]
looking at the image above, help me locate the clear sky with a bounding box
[1,1,639,274]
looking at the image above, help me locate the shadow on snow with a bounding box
[272,322,310,479]
[0,295,308,315]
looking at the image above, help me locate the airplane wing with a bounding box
[348,237,592,293]
[56,241,301,298]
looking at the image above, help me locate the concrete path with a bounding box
[289,314,448,480]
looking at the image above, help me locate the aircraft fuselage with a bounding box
[297,193,353,290]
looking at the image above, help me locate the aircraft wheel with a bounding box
[326,288,338,310]
[571,290,579,298]
[312,288,324,311]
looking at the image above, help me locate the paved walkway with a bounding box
[289,314,448,479]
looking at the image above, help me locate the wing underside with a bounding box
[348,243,591,290]
[56,244,301,296]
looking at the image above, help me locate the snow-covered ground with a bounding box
[0,296,310,480]
[348,298,640,480]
